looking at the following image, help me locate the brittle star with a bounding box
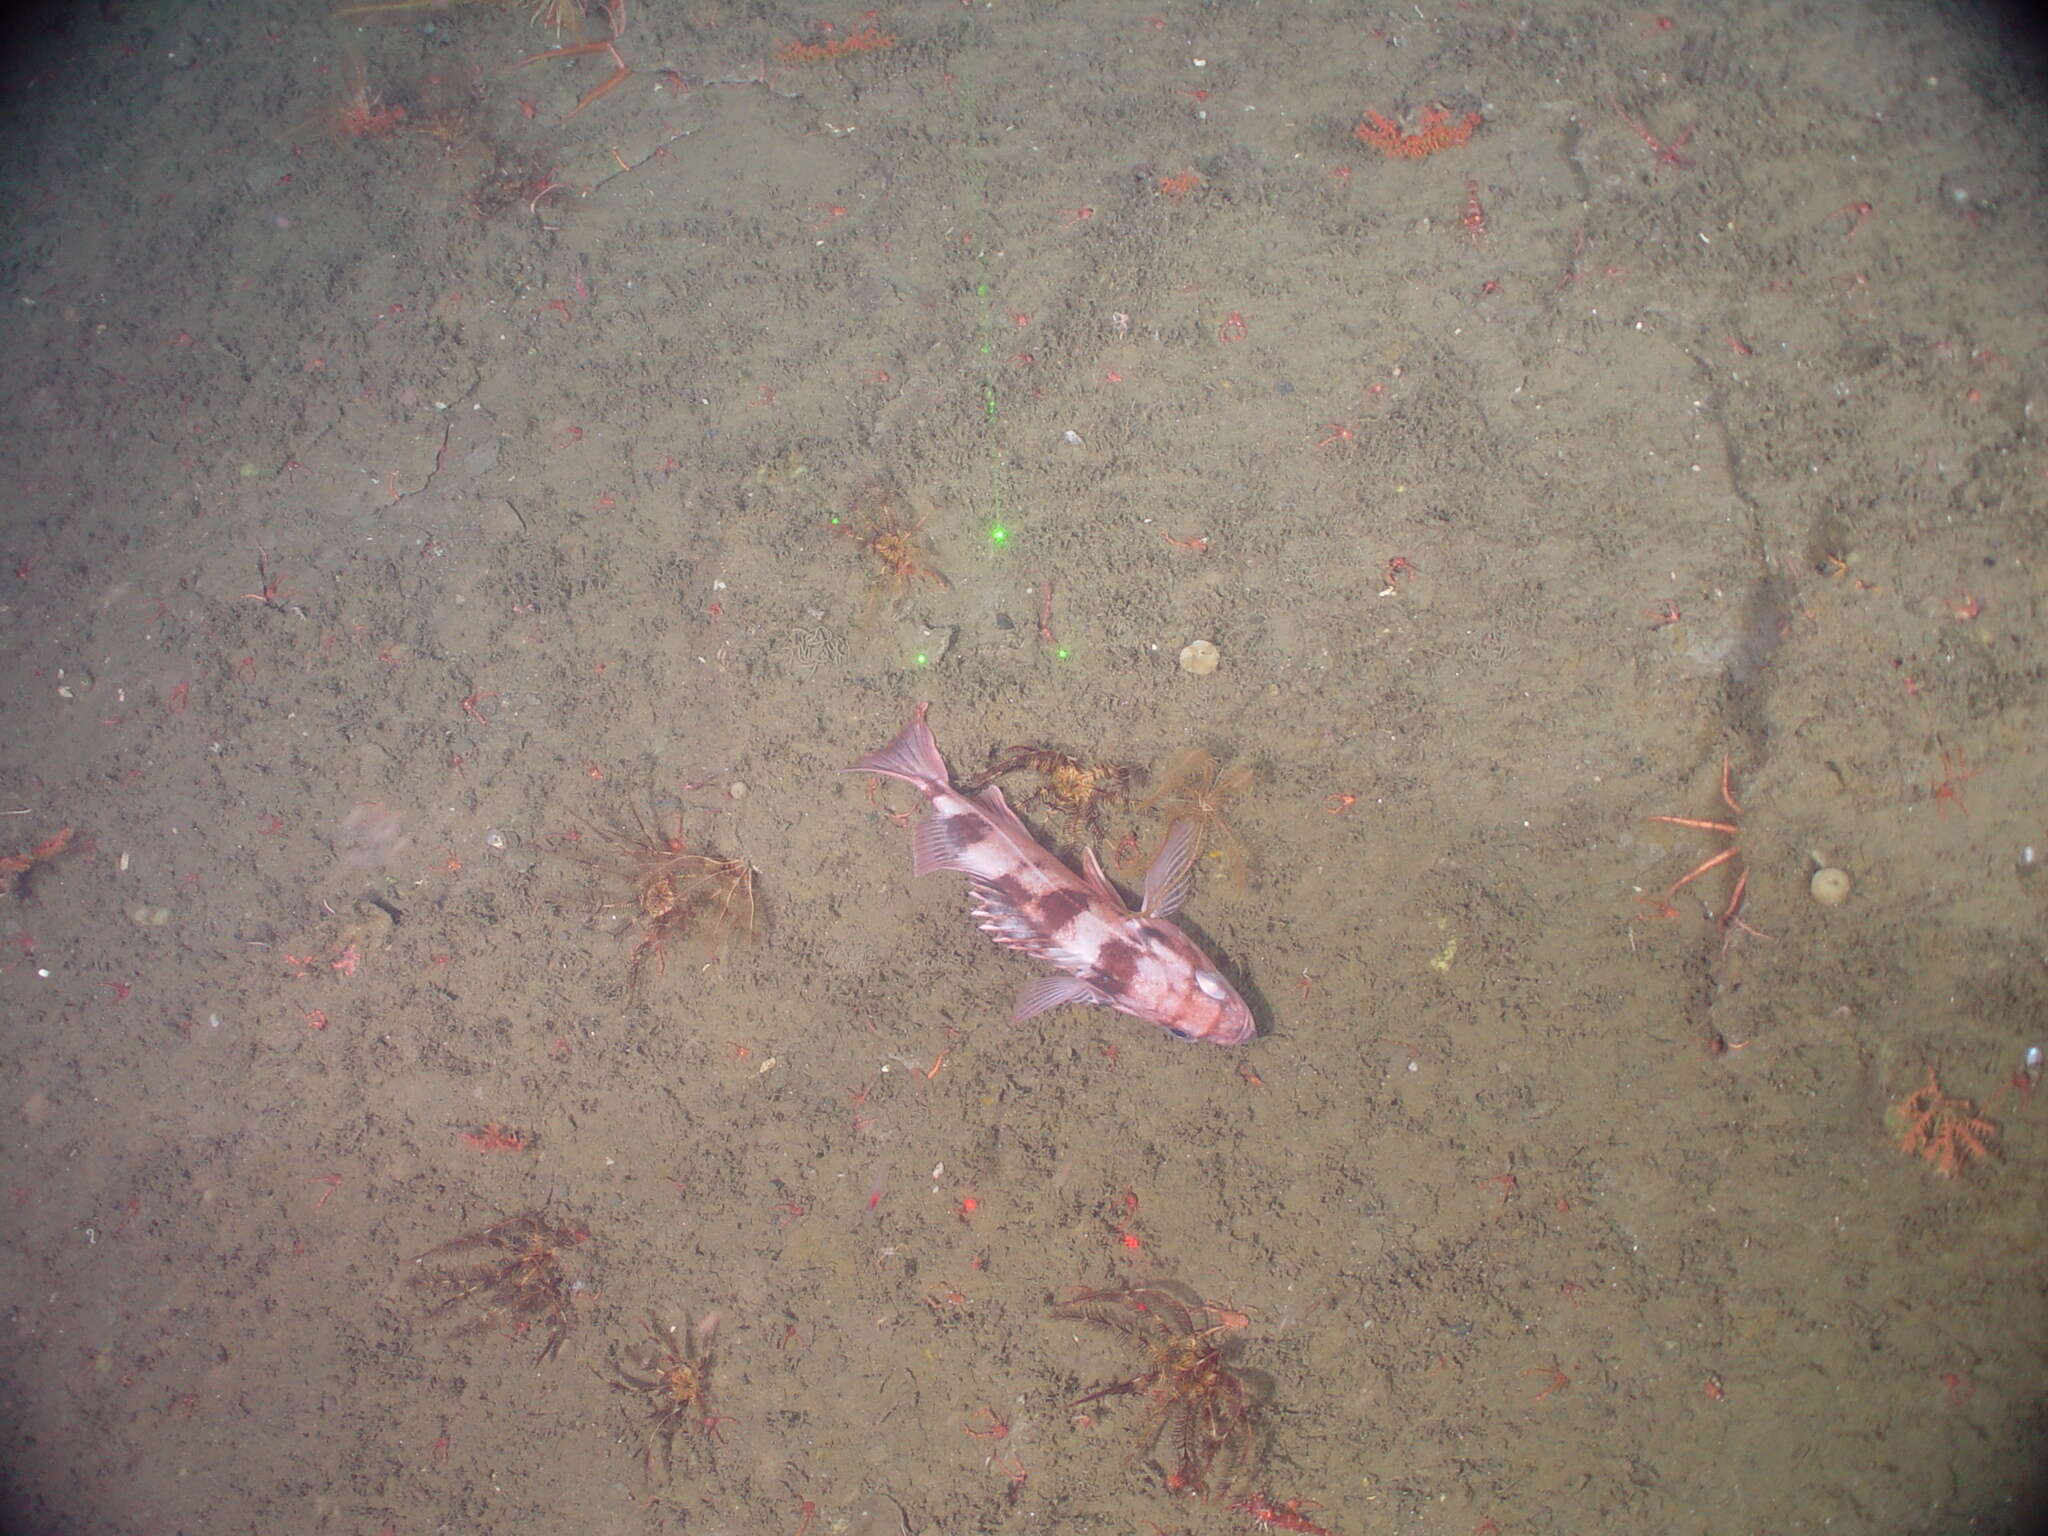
[1644,754,1769,945]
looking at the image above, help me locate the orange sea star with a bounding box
[1354,105,1482,159]
[1895,1067,1998,1179]
[775,22,897,64]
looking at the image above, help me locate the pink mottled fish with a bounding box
[846,703,1255,1045]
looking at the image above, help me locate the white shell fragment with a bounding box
[1809,867,1852,905]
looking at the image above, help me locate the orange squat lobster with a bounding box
[324,56,407,139]
[1230,1493,1337,1534]
[0,825,71,896]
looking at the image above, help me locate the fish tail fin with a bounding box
[843,702,949,795]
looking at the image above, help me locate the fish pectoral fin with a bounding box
[1139,817,1200,920]
[1010,975,1109,1023]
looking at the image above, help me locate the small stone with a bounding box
[1178,640,1220,675]
[727,781,748,801]
[1809,867,1852,905]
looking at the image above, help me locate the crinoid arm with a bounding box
[332,0,436,20]
[1138,749,1255,892]
[413,1210,588,1362]
[1071,1374,1146,1408]
[1055,1285,1195,1340]
[671,853,759,962]
[1053,1282,1264,1498]
[549,801,758,978]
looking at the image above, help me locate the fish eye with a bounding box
[1194,970,1228,1002]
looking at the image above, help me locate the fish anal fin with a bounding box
[911,814,979,878]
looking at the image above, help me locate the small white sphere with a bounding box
[1810,867,1852,905]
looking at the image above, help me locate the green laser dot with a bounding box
[1055,647,1071,661]
[988,524,1008,546]
[913,653,930,667]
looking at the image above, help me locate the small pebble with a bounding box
[727,781,748,801]
[1809,867,1852,905]
[1178,640,1220,676]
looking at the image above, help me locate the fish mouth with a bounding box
[1212,1010,1257,1046]
[1181,998,1255,1046]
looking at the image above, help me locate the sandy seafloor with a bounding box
[0,0,2044,1531]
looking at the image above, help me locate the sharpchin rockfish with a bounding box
[846,703,1255,1046]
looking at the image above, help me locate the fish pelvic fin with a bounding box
[1011,974,1109,1023]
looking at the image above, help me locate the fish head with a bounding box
[1164,964,1257,1045]
[1114,920,1256,1045]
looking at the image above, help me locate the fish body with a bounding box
[846,703,1254,1045]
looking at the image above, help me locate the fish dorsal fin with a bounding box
[1079,846,1128,912]
[971,783,1037,843]
[1140,818,1200,919]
